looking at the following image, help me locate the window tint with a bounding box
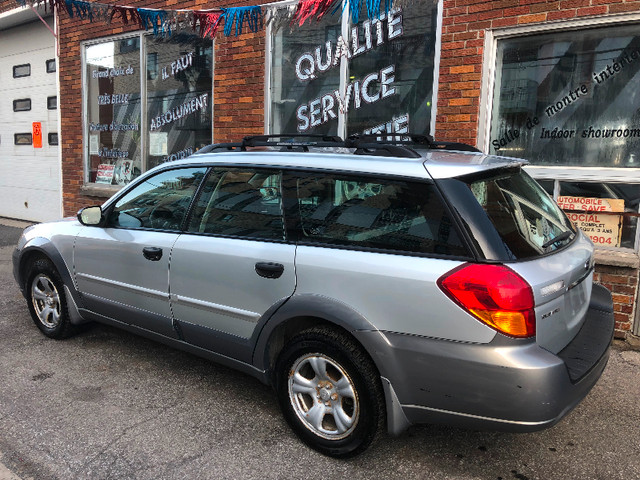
[187,168,285,240]
[292,173,468,256]
[468,170,575,257]
[107,167,207,230]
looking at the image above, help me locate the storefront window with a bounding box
[146,35,213,170]
[490,24,640,250]
[84,34,213,186]
[86,37,142,185]
[490,24,640,167]
[268,2,439,138]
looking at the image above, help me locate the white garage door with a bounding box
[0,17,60,222]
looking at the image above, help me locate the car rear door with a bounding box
[169,167,296,362]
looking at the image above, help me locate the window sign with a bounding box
[269,2,439,138]
[84,34,213,186]
[86,37,141,185]
[490,24,640,167]
[146,36,213,169]
[558,196,624,247]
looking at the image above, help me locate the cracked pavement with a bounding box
[0,221,639,480]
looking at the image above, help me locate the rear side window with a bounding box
[467,169,575,258]
[187,168,285,241]
[291,173,468,256]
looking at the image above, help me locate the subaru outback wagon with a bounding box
[13,134,614,457]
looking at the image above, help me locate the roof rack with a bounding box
[346,133,481,153]
[242,134,344,150]
[191,132,481,160]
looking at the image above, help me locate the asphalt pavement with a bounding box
[0,219,639,480]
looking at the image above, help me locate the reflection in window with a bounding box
[188,168,285,240]
[108,167,207,230]
[13,64,30,78]
[146,35,213,170]
[293,173,467,256]
[85,37,142,185]
[47,96,57,110]
[491,25,640,168]
[15,133,32,145]
[268,2,438,138]
[48,133,59,145]
[46,59,56,73]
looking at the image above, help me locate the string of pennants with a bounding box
[15,0,413,38]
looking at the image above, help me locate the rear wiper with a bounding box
[542,231,574,249]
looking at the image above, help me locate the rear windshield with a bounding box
[465,169,575,259]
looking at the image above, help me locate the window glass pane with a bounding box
[15,133,32,145]
[467,170,575,257]
[269,13,341,135]
[188,168,285,240]
[491,24,640,168]
[294,173,467,256]
[346,3,438,137]
[48,132,59,145]
[47,96,57,110]
[146,35,213,169]
[108,167,207,230]
[13,64,30,78]
[85,37,142,185]
[13,99,31,112]
[46,59,56,73]
[558,181,639,248]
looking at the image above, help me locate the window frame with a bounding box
[264,1,443,139]
[48,132,59,146]
[14,133,32,145]
[13,98,31,112]
[478,14,640,251]
[47,96,57,110]
[46,59,56,73]
[81,32,215,188]
[13,64,30,78]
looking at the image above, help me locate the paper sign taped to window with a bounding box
[96,164,115,184]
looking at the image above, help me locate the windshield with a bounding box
[466,170,575,259]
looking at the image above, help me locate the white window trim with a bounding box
[478,12,640,184]
[264,0,443,138]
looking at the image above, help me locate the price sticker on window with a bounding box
[32,122,43,148]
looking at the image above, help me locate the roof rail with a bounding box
[194,143,242,154]
[242,134,344,149]
[347,133,481,153]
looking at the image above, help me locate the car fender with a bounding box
[251,293,377,372]
[17,237,87,319]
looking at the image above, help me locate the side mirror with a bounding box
[77,206,103,226]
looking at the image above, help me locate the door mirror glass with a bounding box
[77,206,103,226]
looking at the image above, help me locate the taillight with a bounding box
[437,263,536,338]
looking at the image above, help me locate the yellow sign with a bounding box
[558,196,624,247]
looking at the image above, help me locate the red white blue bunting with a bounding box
[15,0,398,38]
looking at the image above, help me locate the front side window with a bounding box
[187,168,285,240]
[107,167,207,230]
[268,1,439,138]
[291,172,467,256]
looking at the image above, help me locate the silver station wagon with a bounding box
[13,135,614,457]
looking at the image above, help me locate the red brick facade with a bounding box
[594,264,640,338]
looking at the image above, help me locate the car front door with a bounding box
[73,167,208,338]
[169,167,296,361]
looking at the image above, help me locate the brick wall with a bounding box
[436,0,640,145]
[594,265,639,338]
[53,0,263,215]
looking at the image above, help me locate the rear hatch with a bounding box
[435,166,594,353]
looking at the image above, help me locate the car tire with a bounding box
[275,326,384,457]
[26,258,75,339]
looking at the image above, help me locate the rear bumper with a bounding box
[355,284,614,434]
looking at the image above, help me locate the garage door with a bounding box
[0,18,60,222]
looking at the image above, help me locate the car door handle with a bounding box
[255,262,284,279]
[142,247,163,261]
